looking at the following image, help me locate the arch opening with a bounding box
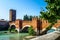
[20,25,31,33]
[10,25,16,29]
[9,25,16,32]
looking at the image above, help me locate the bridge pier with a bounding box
[16,28,20,33]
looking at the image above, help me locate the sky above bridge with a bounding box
[0,0,47,20]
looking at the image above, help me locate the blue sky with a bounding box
[0,0,47,20]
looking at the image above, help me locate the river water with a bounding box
[0,32,29,40]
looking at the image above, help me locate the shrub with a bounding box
[8,27,17,33]
[28,26,36,36]
[8,27,11,32]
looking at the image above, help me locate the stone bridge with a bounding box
[9,18,42,32]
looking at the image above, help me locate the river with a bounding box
[0,31,29,40]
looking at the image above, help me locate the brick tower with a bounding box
[9,9,16,21]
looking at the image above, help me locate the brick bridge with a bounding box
[9,18,42,32]
[9,18,60,32]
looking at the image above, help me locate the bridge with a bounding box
[9,18,42,32]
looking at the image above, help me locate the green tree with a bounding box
[40,0,60,34]
[8,25,16,33]
[23,14,29,21]
[29,16,33,21]
[23,15,33,21]
[28,26,36,36]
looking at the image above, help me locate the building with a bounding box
[0,19,9,31]
[9,9,16,21]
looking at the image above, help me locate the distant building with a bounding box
[9,9,16,21]
[0,19,8,25]
[0,19,9,31]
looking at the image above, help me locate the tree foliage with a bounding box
[40,0,60,34]
[8,25,16,33]
[23,14,34,21]
[23,14,29,21]
[40,0,60,23]
[40,11,57,23]
[28,26,36,35]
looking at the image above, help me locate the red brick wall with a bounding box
[53,20,60,28]
[41,19,50,29]
[15,20,22,29]
[22,21,32,27]
[41,19,60,29]
[10,18,60,31]
[22,18,38,30]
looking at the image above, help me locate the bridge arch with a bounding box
[22,25,31,29]
[20,25,31,33]
[10,25,16,29]
[9,25,16,32]
[10,23,15,27]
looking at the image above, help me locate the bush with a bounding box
[8,27,17,33]
[8,27,11,32]
[28,26,36,36]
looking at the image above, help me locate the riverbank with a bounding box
[30,31,60,40]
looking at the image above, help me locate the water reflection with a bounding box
[0,33,28,40]
[9,34,20,40]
